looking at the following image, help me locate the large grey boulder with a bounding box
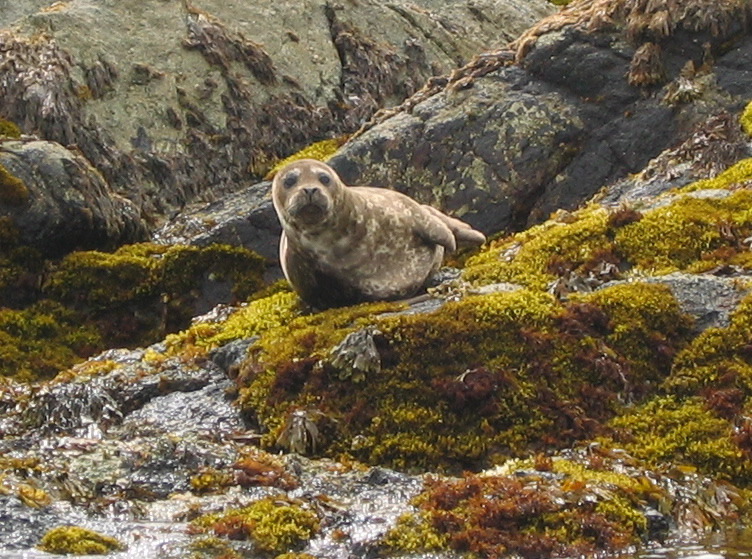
[324,0,752,236]
[0,0,554,218]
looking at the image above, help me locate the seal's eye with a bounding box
[318,173,331,186]
[283,174,298,189]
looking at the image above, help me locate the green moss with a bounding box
[741,100,752,137]
[45,249,159,309]
[0,300,103,381]
[37,526,125,555]
[191,497,319,553]
[0,217,37,303]
[235,280,691,471]
[44,242,267,347]
[0,163,29,206]
[382,511,449,552]
[0,118,21,139]
[159,244,267,301]
[580,282,692,382]
[265,137,346,179]
[47,243,265,310]
[616,190,752,273]
[189,467,234,494]
[547,457,647,494]
[172,290,302,352]
[464,205,612,289]
[464,187,752,289]
[680,158,752,193]
[666,293,752,397]
[596,496,648,534]
[605,396,750,484]
[188,536,240,558]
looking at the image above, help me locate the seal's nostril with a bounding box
[303,187,318,196]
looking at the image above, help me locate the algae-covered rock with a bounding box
[0,241,267,381]
[191,496,320,553]
[0,300,102,382]
[231,282,693,471]
[381,450,745,558]
[0,140,147,256]
[4,4,752,557]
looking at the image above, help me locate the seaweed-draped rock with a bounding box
[0,0,554,217]
[328,0,752,236]
[0,140,147,256]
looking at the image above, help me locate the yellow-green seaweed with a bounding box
[191,496,319,553]
[0,118,21,139]
[0,299,102,381]
[0,163,29,206]
[265,137,346,179]
[741,100,752,137]
[464,187,752,289]
[236,280,691,471]
[37,526,125,555]
[606,396,750,484]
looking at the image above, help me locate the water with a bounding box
[632,527,752,559]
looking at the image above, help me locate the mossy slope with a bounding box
[0,239,267,381]
[229,281,692,472]
[464,189,752,288]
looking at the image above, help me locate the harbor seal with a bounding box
[271,159,486,308]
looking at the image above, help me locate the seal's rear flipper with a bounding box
[415,212,457,252]
[422,205,486,247]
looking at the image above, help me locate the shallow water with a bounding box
[632,527,752,559]
[1,528,750,559]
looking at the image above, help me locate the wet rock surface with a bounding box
[0,340,428,558]
[154,180,282,265]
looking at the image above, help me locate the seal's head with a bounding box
[272,159,343,229]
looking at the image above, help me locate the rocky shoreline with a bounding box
[2,0,752,557]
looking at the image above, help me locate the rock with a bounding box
[0,140,147,256]
[601,112,751,205]
[326,0,752,237]
[0,0,554,220]
[211,337,257,374]
[0,495,64,551]
[644,273,749,333]
[3,3,752,557]
[154,181,282,265]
